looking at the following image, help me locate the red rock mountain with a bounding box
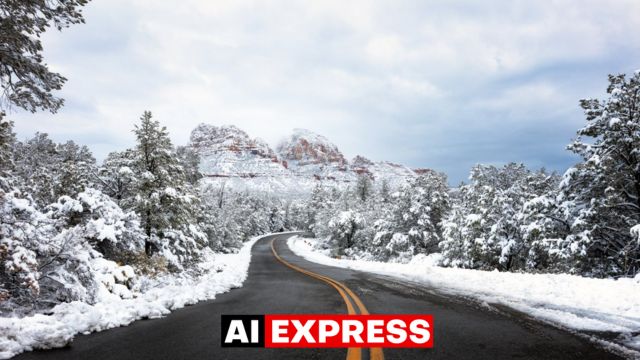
[188,124,423,195]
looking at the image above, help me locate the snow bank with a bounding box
[289,236,640,352]
[0,235,264,359]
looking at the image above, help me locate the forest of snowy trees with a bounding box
[2,71,639,316]
[301,72,640,279]
[0,111,294,314]
[0,0,638,325]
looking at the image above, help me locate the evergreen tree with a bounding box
[13,133,97,206]
[354,174,373,202]
[556,72,640,276]
[0,113,15,191]
[98,149,138,207]
[131,111,203,267]
[440,164,559,271]
[385,171,450,255]
[308,183,330,232]
[328,210,364,255]
[175,146,203,186]
[379,179,391,204]
[0,0,90,113]
[54,140,97,201]
[13,133,57,205]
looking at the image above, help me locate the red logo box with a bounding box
[264,314,433,348]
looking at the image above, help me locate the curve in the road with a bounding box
[270,238,384,360]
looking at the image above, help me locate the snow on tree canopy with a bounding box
[560,72,640,276]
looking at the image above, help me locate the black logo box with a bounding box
[221,315,265,348]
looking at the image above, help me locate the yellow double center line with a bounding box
[270,238,385,360]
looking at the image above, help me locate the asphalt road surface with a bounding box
[15,232,623,360]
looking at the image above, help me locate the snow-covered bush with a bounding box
[36,229,99,305]
[91,257,138,300]
[328,210,364,255]
[0,186,146,313]
[384,233,414,263]
[153,226,207,271]
[36,189,146,308]
[48,188,145,261]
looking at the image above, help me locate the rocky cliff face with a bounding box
[276,128,347,166]
[189,124,287,178]
[188,124,423,196]
[190,124,276,160]
[274,128,352,182]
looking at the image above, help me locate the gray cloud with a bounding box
[9,0,640,183]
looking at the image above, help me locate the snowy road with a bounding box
[14,233,622,360]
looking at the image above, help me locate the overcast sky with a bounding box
[10,0,640,183]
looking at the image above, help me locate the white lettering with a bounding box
[225,320,249,343]
[272,320,289,343]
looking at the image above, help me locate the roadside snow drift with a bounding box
[288,236,640,354]
[0,235,264,359]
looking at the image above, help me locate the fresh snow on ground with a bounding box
[288,236,640,354]
[0,234,265,359]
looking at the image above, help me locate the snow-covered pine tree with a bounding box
[283,199,309,231]
[12,134,97,206]
[494,168,559,271]
[175,145,203,186]
[328,210,364,255]
[0,118,145,311]
[308,183,331,234]
[0,116,40,307]
[0,113,15,190]
[354,174,373,202]
[198,183,260,253]
[98,149,138,207]
[13,133,58,206]
[0,0,89,113]
[0,189,45,309]
[379,179,391,204]
[364,171,450,261]
[267,202,286,232]
[556,72,640,276]
[198,199,240,253]
[440,164,558,271]
[131,111,204,268]
[388,171,450,255]
[54,141,97,201]
[519,181,569,272]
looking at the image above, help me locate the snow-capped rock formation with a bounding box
[190,124,287,178]
[277,128,347,166]
[276,128,353,183]
[188,124,425,196]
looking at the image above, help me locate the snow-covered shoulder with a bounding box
[0,234,266,360]
[288,236,640,355]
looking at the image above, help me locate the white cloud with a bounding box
[366,35,405,65]
[472,82,565,113]
[9,0,640,182]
